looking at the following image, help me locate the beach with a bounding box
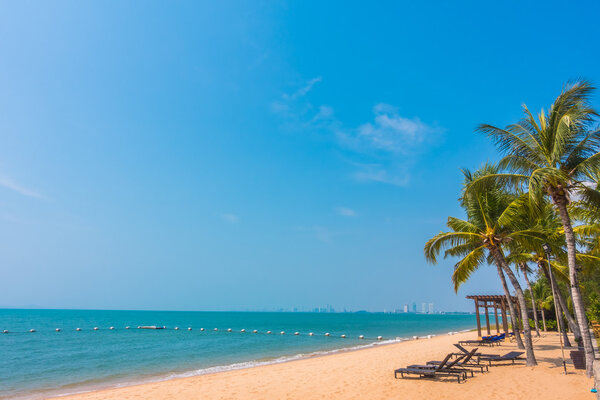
[56,331,592,400]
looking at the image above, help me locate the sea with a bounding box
[0,309,475,399]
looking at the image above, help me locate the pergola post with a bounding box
[494,301,500,334]
[500,299,509,334]
[474,299,482,338]
[484,301,491,335]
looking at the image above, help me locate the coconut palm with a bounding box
[424,165,540,366]
[520,262,541,337]
[532,280,553,331]
[472,81,599,375]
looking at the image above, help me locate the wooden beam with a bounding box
[494,301,500,334]
[474,299,482,338]
[484,301,491,335]
[500,300,509,334]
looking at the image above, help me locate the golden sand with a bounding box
[56,331,593,400]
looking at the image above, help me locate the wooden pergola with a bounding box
[466,295,520,338]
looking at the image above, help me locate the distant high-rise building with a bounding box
[421,303,427,313]
[429,303,434,314]
[412,302,417,313]
[403,304,409,313]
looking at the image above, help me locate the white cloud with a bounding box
[355,103,439,153]
[0,175,42,198]
[335,207,357,217]
[352,164,410,187]
[271,80,442,187]
[283,77,322,101]
[221,213,240,224]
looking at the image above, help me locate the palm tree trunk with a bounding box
[552,192,595,377]
[555,295,572,347]
[540,306,547,331]
[538,261,581,342]
[491,247,537,366]
[500,265,537,366]
[521,262,540,337]
[495,263,524,349]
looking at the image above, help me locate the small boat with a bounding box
[138,326,165,330]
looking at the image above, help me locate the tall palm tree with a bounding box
[424,166,540,366]
[532,280,552,331]
[520,262,541,337]
[473,81,599,375]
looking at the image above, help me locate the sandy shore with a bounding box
[56,331,594,400]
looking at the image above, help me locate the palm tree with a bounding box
[532,280,552,331]
[473,81,599,375]
[424,166,539,366]
[520,262,541,337]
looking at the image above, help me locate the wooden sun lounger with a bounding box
[452,343,497,359]
[478,351,524,365]
[427,348,488,373]
[394,354,469,383]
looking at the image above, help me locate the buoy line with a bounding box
[0,327,385,341]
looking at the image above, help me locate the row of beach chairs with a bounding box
[458,333,507,347]
[394,343,524,383]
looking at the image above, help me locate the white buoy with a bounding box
[294,332,299,336]
[325,332,330,336]
[94,327,99,331]
[55,328,61,332]
[359,335,364,339]
[227,328,232,332]
[377,336,383,340]
[267,330,272,334]
[125,326,130,329]
[253,330,258,333]
[309,332,314,336]
[188,327,192,331]
[200,328,205,331]
[3,330,8,333]
[76,328,81,331]
[137,326,141,329]
[280,331,285,335]
[109,327,115,330]
[341,334,346,338]
[241,329,246,332]
[174,327,179,330]
[30,329,36,332]
[214,328,218,331]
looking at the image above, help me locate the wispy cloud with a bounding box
[0,175,42,198]
[283,77,322,101]
[221,213,240,224]
[351,163,410,187]
[335,207,357,217]
[355,103,439,152]
[271,79,443,187]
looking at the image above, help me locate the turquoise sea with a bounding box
[1,309,475,399]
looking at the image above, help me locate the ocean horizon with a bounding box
[1,309,475,399]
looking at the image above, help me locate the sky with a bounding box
[1,0,599,312]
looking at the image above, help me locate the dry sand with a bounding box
[56,331,594,400]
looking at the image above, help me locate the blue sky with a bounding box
[1,1,599,311]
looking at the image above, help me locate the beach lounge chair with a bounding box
[394,354,470,383]
[427,348,488,373]
[478,351,524,365]
[452,343,497,359]
[458,335,501,347]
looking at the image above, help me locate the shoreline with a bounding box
[41,328,471,400]
[53,330,592,400]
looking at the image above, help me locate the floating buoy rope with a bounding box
[2,326,386,341]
